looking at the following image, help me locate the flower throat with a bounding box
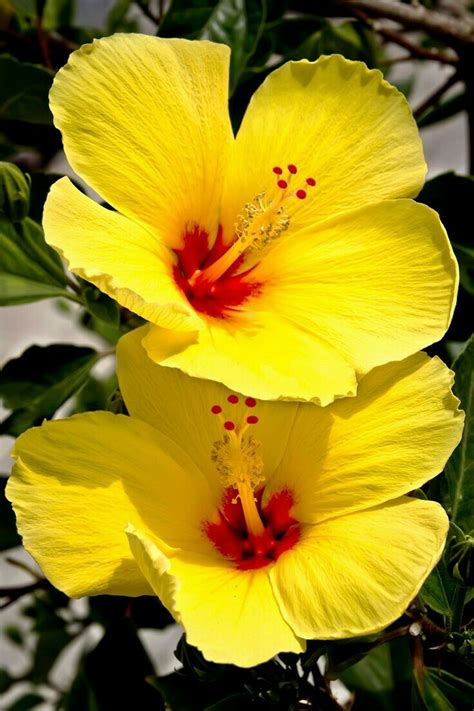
[173,164,317,319]
[204,394,300,570]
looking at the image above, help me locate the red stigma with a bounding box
[277,179,288,189]
[247,415,259,425]
[224,421,235,431]
[296,189,307,200]
[306,177,316,186]
[288,164,297,174]
[211,405,222,414]
[272,166,283,175]
[245,397,256,408]
[227,394,239,404]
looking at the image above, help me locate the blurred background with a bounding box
[0,1,473,709]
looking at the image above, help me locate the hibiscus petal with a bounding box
[7,412,217,597]
[253,199,458,375]
[270,497,448,639]
[117,325,300,483]
[49,35,232,242]
[127,527,305,666]
[142,311,357,404]
[221,54,425,236]
[265,353,463,523]
[44,178,201,330]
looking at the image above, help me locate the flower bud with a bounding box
[0,162,31,222]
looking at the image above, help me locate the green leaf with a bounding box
[43,0,75,30]
[290,19,380,67]
[326,636,380,678]
[199,0,266,91]
[0,161,30,222]
[418,173,474,248]
[340,644,395,711]
[0,344,99,436]
[160,0,265,91]
[83,285,120,327]
[426,668,474,706]
[106,0,133,33]
[147,673,196,710]
[159,0,218,38]
[6,694,45,711]
[417,173,474,341]
[412,668,457,711]
[0,273,70,304]
[0,669,14,694]
[0,216,69,305]
[0,55,53,124]
[420,557,456,616]
[30,628,72,684]
[0,476,21,550]
[81,619,163,711]
[27,172,63,223]
[62,668,100,711]
[418,93,466,129]
[455,242,474,296]
[444,336,474,531]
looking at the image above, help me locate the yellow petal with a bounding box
[49,35,232,242]
[266,353,463,523]
[270,497,448,639]
[221,54,425,237]
[254,199,458,375]
[44,178,202,330]
[117,325,300,484]
[7,412,217,597]
[142,312,357,404]
[127,527,305,667]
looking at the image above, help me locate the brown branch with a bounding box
[35,15,52,70]
[413,70,460,119]
[377,25,458,65]
[334,0,474,45]
[344,3,459,63]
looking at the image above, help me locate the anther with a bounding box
[306,177,316,186]
[277,179,288,190]
[224,421,235,431]
[296,189,307,200]
[227,394,239,404]
[245,397,256,408]
[288,164,297,174]
[247,415,259,425]
[273,166,283,175]
[211,405,222,414]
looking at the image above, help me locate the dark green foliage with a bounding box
[0,344,99,435]
[0,1,473,709]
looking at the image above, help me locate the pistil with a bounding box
[210,396,266,538]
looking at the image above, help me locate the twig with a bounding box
[137,2,160,25]
[5,556,42,581]
[333,0,474,45]
[413,70,460,119]
[35,15,53,70]
[0,580,47,609]
[347,4,458,64]
[377,26,458,65]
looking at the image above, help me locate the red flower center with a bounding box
[173,164,317,319]
[205,487,300,570]
[172,225,261,319]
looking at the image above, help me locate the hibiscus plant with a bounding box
[0,1,473,710]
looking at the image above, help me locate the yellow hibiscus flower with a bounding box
[43,35,457,404]
[7,327,463,667]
